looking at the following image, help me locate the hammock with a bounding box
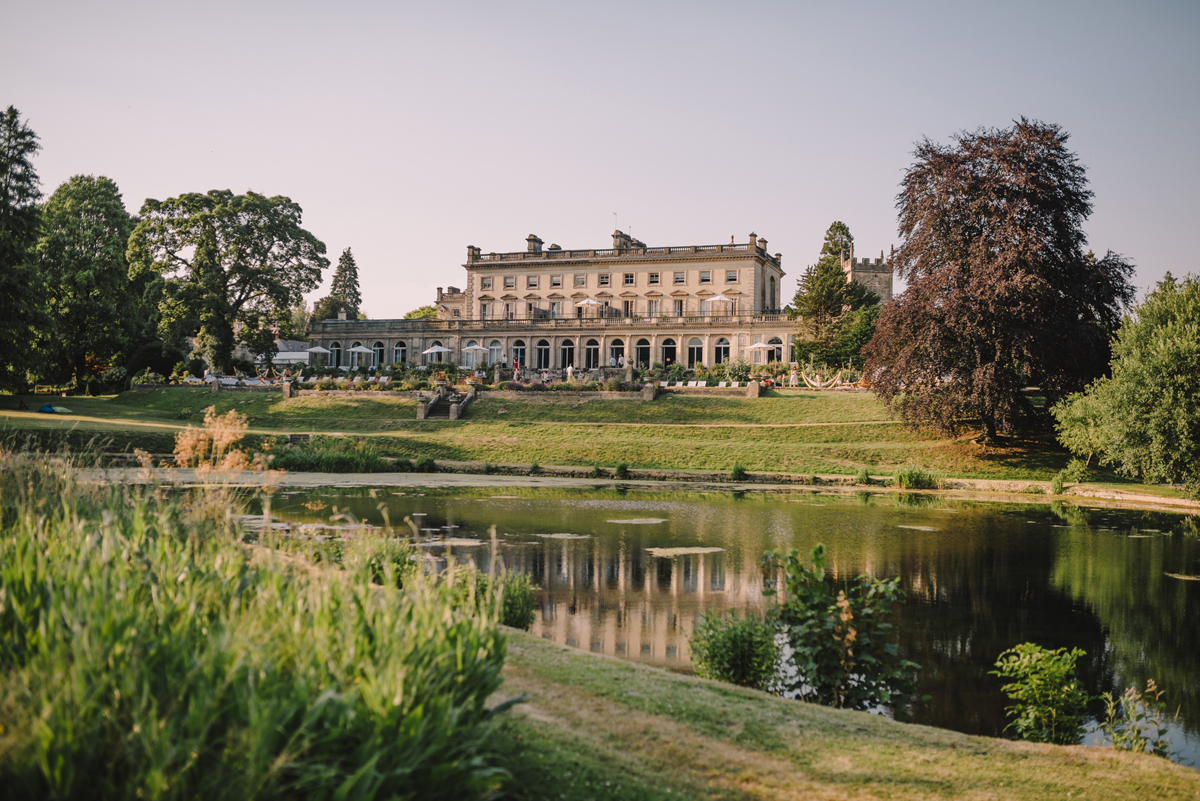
[800,371,843,390]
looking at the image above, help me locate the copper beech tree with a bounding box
[864,119,1135,441]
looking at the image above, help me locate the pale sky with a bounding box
[4,0,1197,318]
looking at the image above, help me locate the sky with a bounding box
[3,0,1198,318]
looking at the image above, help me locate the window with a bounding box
[609,339,625,364]
[503,276,515,289]
[687,337,703,368]
[465,339,480,368]
[585,339,600,369]
[452,309,460,318]
[351,341,364,368]
[372,341,385,367]
[699,270,711,284]
[725,269,737,283]
[647,300,659,318]
[635,338,651,368]
[479,303,489,319]
[661,338,677,366]
[527,275,538,289]
[673,299,684,317]
[648,272,660,285]
[768,337,784,363]
[598,273,611,287]
[623,273,635,286]
[714,337,730,364]
[550,275,562,288]
[550,301,562,318]
[427,340,443,363]
[526,303,537,318]
[504,302,514,320]
[535,339,551,369]
[488,339,502,365]
[559,340,574,367]
[622,300,635,317]
[481,277,493,290]
[393,341,407,364]
[574,274,587,288]
[511,340,526,368]
[673,271,685,285]
[330,341,342,368]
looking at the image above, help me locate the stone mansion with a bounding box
[307,229,892,372]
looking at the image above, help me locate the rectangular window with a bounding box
[673,299,684,316]
[648,272,660,285]
[598,273,611,287]
[550,301,562,318]
[574,274,587,288]
[647,300,659,317]
[550,275,562,288]
[504,302,514,320]
[527,275,538,289]
[526,303,537,318]
[503,276,515,289]
[453,309,460,318]
[481,277,493,290]
[623,273,635,286]
[479,303,489,319]
[622,300,634,317]
[673,271,686,285]
[699,270,711,284]
[725,270,737,283]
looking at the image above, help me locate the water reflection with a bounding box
[260,487,1200,765]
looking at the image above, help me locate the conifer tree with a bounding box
[792,221,878,341]
[0,106,45,391]
[329,247,362,317]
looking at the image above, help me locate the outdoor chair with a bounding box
[717,381,727,388]
[730,381,740,388]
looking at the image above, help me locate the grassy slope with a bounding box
[497,633,1200,801]
[1,388,1081,481]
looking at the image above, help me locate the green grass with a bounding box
[497,634,1200,800]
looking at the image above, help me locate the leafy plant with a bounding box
[528,462,540,475]
[990,643,1090,744]
[894,463,940,490]
[730,464,748,481]
[272,435,392,473]
[689,612,780,691]
[614,462,630,479]
[413,456,437,473]
[1050,471,1065,495]
[761,544,918,710]
[1098,679,1177,758]
[590,464,605,478]
[478,572,539,630]
[855,466,872,485]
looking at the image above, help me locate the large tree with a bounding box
[0,106,45,391]
[128,190,329,373]
[793,221,878,341]
[329,247,362,316]
[35,175,136,390]
[863,119,1135,440]
[1054,273,1200,492]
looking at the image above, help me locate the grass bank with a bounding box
[498,634,1200,800]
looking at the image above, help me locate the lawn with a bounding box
[498,633,1200,800]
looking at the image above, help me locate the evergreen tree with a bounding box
[329,247,362,317]
[792,221,879,342]
[0,106,45,391]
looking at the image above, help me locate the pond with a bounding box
[255,483,1200,766]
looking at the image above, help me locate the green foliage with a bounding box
[478,572,539,630]
[725,359,752,382]
[1099,680,1176,759]
[404,304,437,319]
[761,544,918,710]
[127,189,329,373]
[0,454,514,799]
[1050,472,1065,495]
[990,643,1090,745]
[271,436,393,473]
[614,462,630,479]
[730,463,748,481]
[855,466,872,485]
[590,464,605,478]
[689,612,780,691]
[528,462,540,475]
[413,455,437,473]
[792,222,879,347]
[1062,458,1089,483]
[1058,273,1200,493]
[894,463,939,490]
[665,361,688,383]
[0,106,45,392]
[329,247,362,317]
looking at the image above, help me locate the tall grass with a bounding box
[271,435,400,473]
[0,452,514,800]
[893,463,942,490]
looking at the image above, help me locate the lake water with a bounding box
[256,484,1200,766]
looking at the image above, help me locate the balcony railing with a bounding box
[311,311,789,335]
[471,241,777,266]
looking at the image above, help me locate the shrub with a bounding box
[689,612,780,691]
[761,544,919,710]
[1063,458,1089,483]
[413,456,437,473]
[590,464,605,478]
[478,573,539,630]
[1050,472,1065,495]
[855,467,872,485]
[528,462,540,475]
[730,464,748,481]
[272,436,391,473]
[1098,679,1176,758]
[0,455,514,799]
[894,463,940,490]
[483,462,496,474]
[990,643,1090,745]
[614,463,630,479]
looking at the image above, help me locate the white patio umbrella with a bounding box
[743,342,771,350]
[707,294,735,303]
[421,345,454,355]
[305,345,331,354]
[348,345,375,354]
[462,345,490,352]
[575,298,602,306]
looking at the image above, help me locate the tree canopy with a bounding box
[863,119,1135,440]
[35,175,136,389]
[403,305,437,320]
[0,106,45,391]
[330,247,362,316]
[1054,273,1200,492]
[128,190,329,372]
[792,221,878,341]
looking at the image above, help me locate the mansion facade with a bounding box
[309,229,870,372]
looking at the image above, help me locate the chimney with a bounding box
[466,245,480,262]
[759,237,768,254]
[526,234,543,253]
[337,308,347,321]
[748,232,758,249]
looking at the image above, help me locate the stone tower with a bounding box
[840,243,894,304]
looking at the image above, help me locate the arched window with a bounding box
[768,336,784,363]
[427,339,443,364]
[559,340,575,368]
[330,341,343,368]
[351,341,364,368]
[393,341,407,364]
[661,338,677,366]
[635,338,651,369]
[687,337,703,368]
[714,337,730,364]
[372,341,385,368]
[584,339,600,369]
[609,338,625,365]
[769,276,777,311]
[488,339,502,365]
[535,339,550,369]
[465,339,480,369]
[511,339,526,368]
